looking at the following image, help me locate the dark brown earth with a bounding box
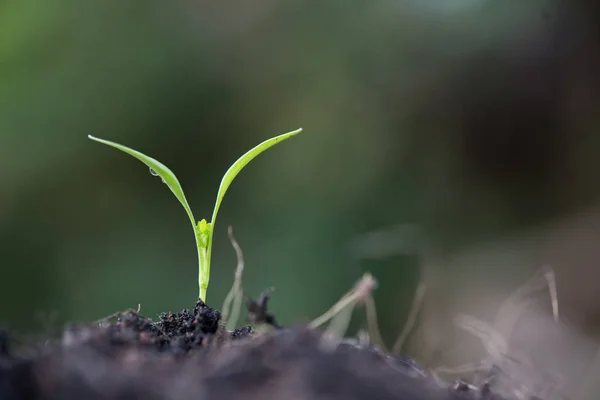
[0,299,511,400]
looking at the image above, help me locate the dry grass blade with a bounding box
[392,282,426,355]
[365,296,387,351]
[309,273,377,330]
[356,328,371,347]
[320,303,357,352]
[434,267,561,390]
[221,226,246,330]
[455,313,508,364]
[229,287,245,332]
[493,265,559,345]
[543,267,559,323]
[312,273,377,353]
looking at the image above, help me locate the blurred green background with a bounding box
[1,0,599,358]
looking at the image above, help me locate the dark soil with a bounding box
[0,299,514,400]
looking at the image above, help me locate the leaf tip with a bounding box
[88,134,104,143]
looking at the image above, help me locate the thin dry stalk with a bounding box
[228,287,244,331]
[221,226,246,330]
[309,273,377,330]
[311,290,355,329]
[452,313,510,386]
[345,224,433,357]
[454,313,508,365]
[392,282,426,355]
[364,296,387,351]
[434,268,559,385]
[320,303,357,352]
[312,273,377,353]
[356,328,370,347]
[493,266,559,347]
[544,268,559,323]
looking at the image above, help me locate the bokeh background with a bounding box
[2,0,600,393]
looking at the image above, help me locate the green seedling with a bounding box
[88,128,302,302]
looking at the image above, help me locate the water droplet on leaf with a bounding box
[149,167,166,183]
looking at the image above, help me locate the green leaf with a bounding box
[200,128,302,299]
[88,135,197,229]
[210,128,302,227]
[88,136,205,301]
[89,134,209,300]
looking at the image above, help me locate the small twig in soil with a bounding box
[221,225,246,331]
[392,281,426,355]
[246,287,281,329]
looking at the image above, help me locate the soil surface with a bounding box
[0,299,517,400]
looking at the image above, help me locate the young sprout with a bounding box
[88,128,302,302]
